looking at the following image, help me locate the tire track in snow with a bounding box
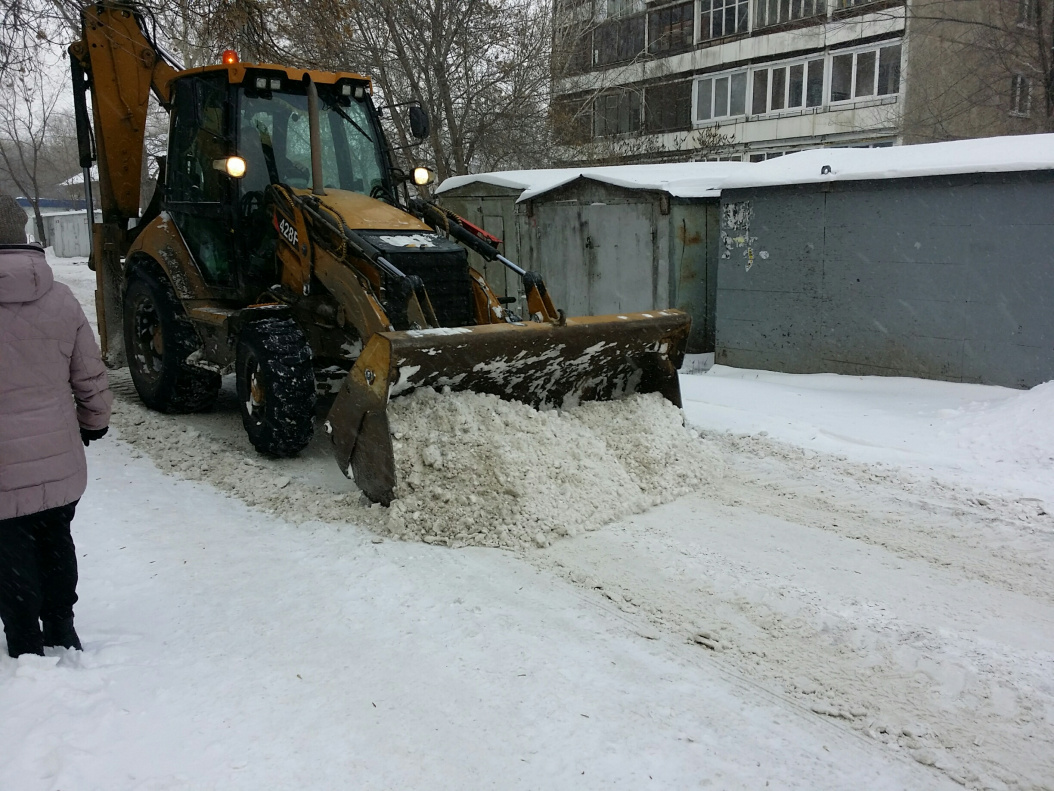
[536,430,1054,791]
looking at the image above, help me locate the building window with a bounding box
[594,91,642,136]
[553,97,593,144]
[830,43,901,103]
[594,14,646,66]
[700,0,749,41]
[833,0,880,7]
[695,69,747,121]
[751,58,824,114]
[607,0,640,17]
[1010,74,1032,116]
[1018,0,1036,26]
[648,2,694,56]
[645,80,693,132]
[555,25,593,75]
[755,0,825,28]
[749,151,788,162]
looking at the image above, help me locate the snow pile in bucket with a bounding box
[382,389,722,548]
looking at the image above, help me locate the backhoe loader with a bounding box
[69,1,691,504]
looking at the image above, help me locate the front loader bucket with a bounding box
[326,309,691,504]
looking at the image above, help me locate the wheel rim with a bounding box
[130,294,164,382]
[245,357,265,420]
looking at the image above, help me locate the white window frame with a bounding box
[698,0,750,42]
[1017,0,1036,28]
[607,0,642,19]
[693,68,749,124]
[1010,74,1032,117]
[827,40,902,106]
[748,54,826,116]
[754,0,826,29]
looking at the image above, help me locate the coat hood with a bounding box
[0,245,54,303]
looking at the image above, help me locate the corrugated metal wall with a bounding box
[439,180,719,355]
[435,182,527,305]
[530,183,666,317]
[718,172,1054,388]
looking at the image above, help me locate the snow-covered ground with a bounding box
[1,253,1051,790]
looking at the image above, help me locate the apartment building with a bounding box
[551,0,1047,163]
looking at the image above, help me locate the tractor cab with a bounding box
[162,64,392,299]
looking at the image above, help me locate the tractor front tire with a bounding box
[236,318,316,457]
[123,266,220,413]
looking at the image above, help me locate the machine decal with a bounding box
[274,211,299,248]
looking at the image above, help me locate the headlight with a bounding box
[412,167,434,186]
[214,156,247,178]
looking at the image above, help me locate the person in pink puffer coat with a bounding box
[0,203,112,658]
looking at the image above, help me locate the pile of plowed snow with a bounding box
[953,379,1054,470]
[383,389,721,548]
[109,384,720,551]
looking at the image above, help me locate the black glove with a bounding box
[81,426,108,447]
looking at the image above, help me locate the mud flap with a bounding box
[327,309,691,504]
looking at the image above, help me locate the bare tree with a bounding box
[154,0,292,66]
[0,60,71,245]
[288,0,554,181]
[0,0,78,78]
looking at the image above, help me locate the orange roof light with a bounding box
[221,49,239,65]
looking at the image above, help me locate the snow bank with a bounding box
[384,390,721,548]
[951,380,1054,479]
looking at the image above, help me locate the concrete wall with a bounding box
[717,171,1054,388]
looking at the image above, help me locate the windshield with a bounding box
[238,87,387,197]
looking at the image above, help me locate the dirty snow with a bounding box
[3,251,1049,791]
[108,382,719,552]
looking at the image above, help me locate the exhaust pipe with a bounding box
[306,77,326,197]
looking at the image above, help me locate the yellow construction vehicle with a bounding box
[69,1,691,504]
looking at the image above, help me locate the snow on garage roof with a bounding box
[60,166,98,187]
[436,161,755,202]
[436,135,1054,200]
[722,134,1054,190]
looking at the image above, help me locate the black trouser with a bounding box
[0,502,79,654]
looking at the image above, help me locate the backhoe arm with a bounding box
[68,1,181,363]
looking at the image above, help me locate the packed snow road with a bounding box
[99,372,1054,790]
[1,254,1048,790]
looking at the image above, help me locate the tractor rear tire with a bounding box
[123,266,220,413]
[236,318,316,457]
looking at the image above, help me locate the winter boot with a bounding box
[6,630,45,658]
[43,617,82,651]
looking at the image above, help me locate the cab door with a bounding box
[165,73,236,291]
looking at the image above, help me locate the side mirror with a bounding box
[408,105,430,139]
